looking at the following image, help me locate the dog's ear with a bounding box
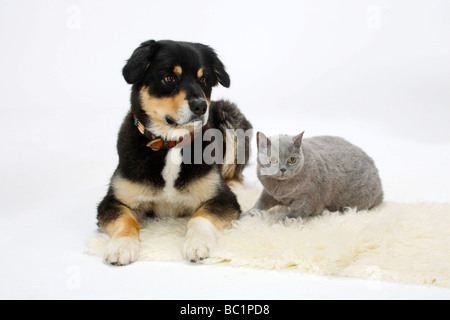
[211,55,230,88]
[199,45,230,88]
[122,40,159,84]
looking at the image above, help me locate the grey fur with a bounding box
[248,132,383,218]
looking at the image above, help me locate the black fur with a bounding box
[97,40,252,248]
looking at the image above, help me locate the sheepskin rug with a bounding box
[86,182,450,288]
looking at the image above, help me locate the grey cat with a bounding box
[246,132,383,218]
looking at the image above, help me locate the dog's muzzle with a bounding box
[189,98,208,116]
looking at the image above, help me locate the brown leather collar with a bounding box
[132,113,195,151]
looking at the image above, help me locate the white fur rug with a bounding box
[86,182,450,288]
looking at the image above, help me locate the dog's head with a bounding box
[123,40,230,140]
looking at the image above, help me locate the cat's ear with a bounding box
[257,132,271,150]
[293,131,305,148]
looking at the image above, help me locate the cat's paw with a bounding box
[240,208,264,218]
[286,213,300,219]
[284,210,306,222]
[104,236,140,266]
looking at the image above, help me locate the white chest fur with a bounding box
[112,148,220,218]
[153,148,187,217]
[161,148,183,196]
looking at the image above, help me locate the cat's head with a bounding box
[257,131,305,179]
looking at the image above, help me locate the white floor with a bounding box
[1,0,450,300]
[1,107,449,300]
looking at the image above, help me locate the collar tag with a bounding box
[132,112,195,151]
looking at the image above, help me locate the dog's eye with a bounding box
[199,76,206,85]
[164,75,177,85]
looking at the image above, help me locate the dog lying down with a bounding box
[97,40,252,265]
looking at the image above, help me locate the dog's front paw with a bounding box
[104,236,140,266]
[183,217,217,262]
[183,236,212,263]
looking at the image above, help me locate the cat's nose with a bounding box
[280,168,286,173]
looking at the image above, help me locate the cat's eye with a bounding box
[164,75,177,85]
[288,157,297,164]
[269,157,278,164]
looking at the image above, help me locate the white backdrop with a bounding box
[1,0,449,141]
[1,0,449,299]
[1,0,449,203]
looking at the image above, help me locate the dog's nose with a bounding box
[189,99,208,116]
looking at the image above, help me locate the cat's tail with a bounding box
[208,100,253,183]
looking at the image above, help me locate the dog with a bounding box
[97,40,252,265]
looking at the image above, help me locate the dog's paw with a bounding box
[183,237,212,263]
[183,217,217,262]
[104,236,140,266]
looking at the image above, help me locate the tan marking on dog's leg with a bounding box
[103,208,140,266]
[183,208,238,262]
[222,130,240,181]
[105,209,140,239]
[222,165,237,180]
[225,177,244,186]
[191,208,230,231]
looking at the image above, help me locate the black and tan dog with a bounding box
[97,40,252,265]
